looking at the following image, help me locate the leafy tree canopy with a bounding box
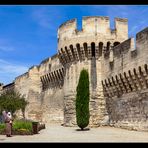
[0,90,28,117]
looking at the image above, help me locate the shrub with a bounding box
[76,69,90,130]
[0,119,46,135]
[13,120,32,133]
[0,123,5,129]
[14,128,32,135]
[0,120,33,135]
[0,123,5,134]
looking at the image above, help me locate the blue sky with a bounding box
[0,5,148,85]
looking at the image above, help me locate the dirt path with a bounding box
[0,124,148,142]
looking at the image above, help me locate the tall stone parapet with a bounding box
[114,17,128,40]
[15,65,42,121]
[15,65,42,97]
[58,16,128,66]
[57,16,128,127]
[58,16,128,54]
[14,54,65,123]
[38,54,64,124]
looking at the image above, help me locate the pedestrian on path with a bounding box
[2,111,13,137]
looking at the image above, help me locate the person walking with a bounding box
[2,111,13,137]
[7,112,13,136]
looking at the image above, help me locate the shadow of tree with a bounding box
[75,128,90,131]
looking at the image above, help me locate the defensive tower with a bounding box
[57,16,128,126]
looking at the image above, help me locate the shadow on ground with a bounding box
[75,128,90,131]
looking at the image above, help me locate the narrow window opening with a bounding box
[91,42,95,57]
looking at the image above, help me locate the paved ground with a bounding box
[0,124,148,143]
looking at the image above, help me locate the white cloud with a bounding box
[0,45,14,52]
[129,19,148,36]
[31,7,63,30]
[31,7,50,29]
[129,25,139,35]
[0,39,15,52]
[0,59,28,84]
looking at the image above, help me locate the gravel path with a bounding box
[0,124,148,142]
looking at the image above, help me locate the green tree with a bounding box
[76,69,90,130]
[0,90,28,118]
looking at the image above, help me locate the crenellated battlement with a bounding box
[58,16,128,48]
[58,16,128,37]
[57,38,131,65]
[102,63,148,98]
[58,26,148,68]
[58,16,128,65]
[59,19,76,30]
[15,72,29,82]
[40,67,65,90]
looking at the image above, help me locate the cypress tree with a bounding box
[76,69,90,130]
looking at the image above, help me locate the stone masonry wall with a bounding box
[102,27,148,131]
[15,54,64,123]
[39,55,64,124]
[15,66,42,121]
[40,87,64,124]
[63,60,107,127]
[102,27,148,79]
[105,89,148,131]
